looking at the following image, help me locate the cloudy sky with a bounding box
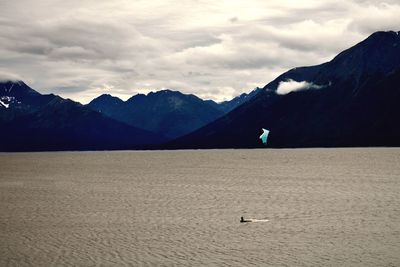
[0,0,399,103]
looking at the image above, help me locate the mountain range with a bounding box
[1,30,400,151]
[87,88,261,139]
[0,80,258,151]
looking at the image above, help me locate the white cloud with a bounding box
[0,71,21,82]
[348,3,400,34]
[276,79,324,95]
[0,0,398,103]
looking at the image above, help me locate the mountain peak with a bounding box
[323,30,400,84]
[98,93,113,98]
[366,30,400,40]
[0,80,41,105]
[1,80,31,93]
[89,94,124,110]
[93,94,123,102]
[149,89,186,97]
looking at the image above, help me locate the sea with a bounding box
[1,148,400,266]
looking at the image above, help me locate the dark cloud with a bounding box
[0,0,398,103]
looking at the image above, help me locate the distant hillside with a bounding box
[0,81,165,151]
[88,90,225,139]
[217,87,263,113]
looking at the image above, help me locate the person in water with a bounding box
[240,216,252,222]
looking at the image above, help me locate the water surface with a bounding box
[1,148,400,266]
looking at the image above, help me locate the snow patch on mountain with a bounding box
[0,96,17,108]
[0,100,9,108]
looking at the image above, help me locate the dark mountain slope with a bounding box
[215,87,263,113]
[166,31,400,149]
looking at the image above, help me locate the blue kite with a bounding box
[259,128,270,145]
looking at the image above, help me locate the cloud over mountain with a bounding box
[276,79,324,95]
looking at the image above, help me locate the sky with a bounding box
[0,0,399,103]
